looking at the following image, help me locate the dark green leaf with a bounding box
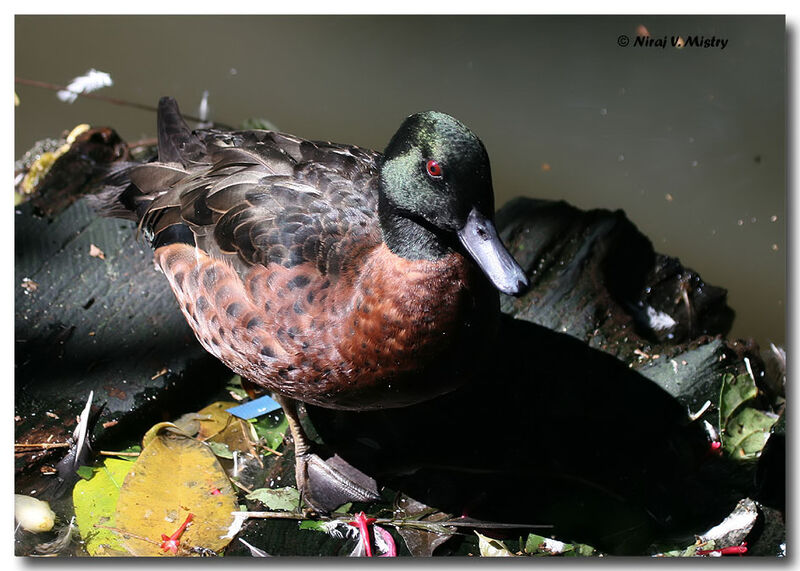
[723,408,779,459]
[76,465,95,480]
[252,412,289,451]
[298,520,329,532]
[719,372,758,426]
[332,502,352,514]
[206,441,234,459]
[246,487,300,511]
[719,372,779,460]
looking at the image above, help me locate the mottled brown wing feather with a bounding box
[132,126,383,278]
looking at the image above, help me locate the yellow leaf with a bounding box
[195,401,240,441]
[114,424,237,556]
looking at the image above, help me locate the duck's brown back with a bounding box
[136,128,382,277]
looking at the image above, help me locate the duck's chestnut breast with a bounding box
[155,241,498,410]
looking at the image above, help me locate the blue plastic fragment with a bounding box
[226,394,282,419]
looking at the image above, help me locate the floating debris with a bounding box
[21,277,39,294]
[89,244,106,260]
[15,495,56,533]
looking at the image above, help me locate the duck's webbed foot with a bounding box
[295,451,381,513]
[275,395,380,513]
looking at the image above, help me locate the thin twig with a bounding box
[14,442,70,450]
[15,77,206,123]
[239,511,307,521]
[236,510,552,530]
[128,137,158,150]
[373,518,552,531]
[230,479,254,495]
[259,445,283,457]
[98,450,140,457]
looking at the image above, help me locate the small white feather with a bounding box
[57,69,113,103]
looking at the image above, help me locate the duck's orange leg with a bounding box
[273,394,380,513]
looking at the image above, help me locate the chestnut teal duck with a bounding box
[99,97,528,510]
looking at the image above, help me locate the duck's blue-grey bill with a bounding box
[457,208,529,296]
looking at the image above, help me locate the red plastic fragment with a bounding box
[348,511,377,557]
[160,513,194,554]
[696,541,748,556]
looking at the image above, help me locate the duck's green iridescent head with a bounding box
[379,111,528,296]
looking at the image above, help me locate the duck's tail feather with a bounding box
[89,162,196,249]
[84,161,150,222]
[89,97,204,249]
[156,96,207,166]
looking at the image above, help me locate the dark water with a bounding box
[14,15,785,347]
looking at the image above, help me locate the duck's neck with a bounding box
[379,205,453,261]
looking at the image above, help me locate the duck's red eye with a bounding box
[425,159,443,178]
